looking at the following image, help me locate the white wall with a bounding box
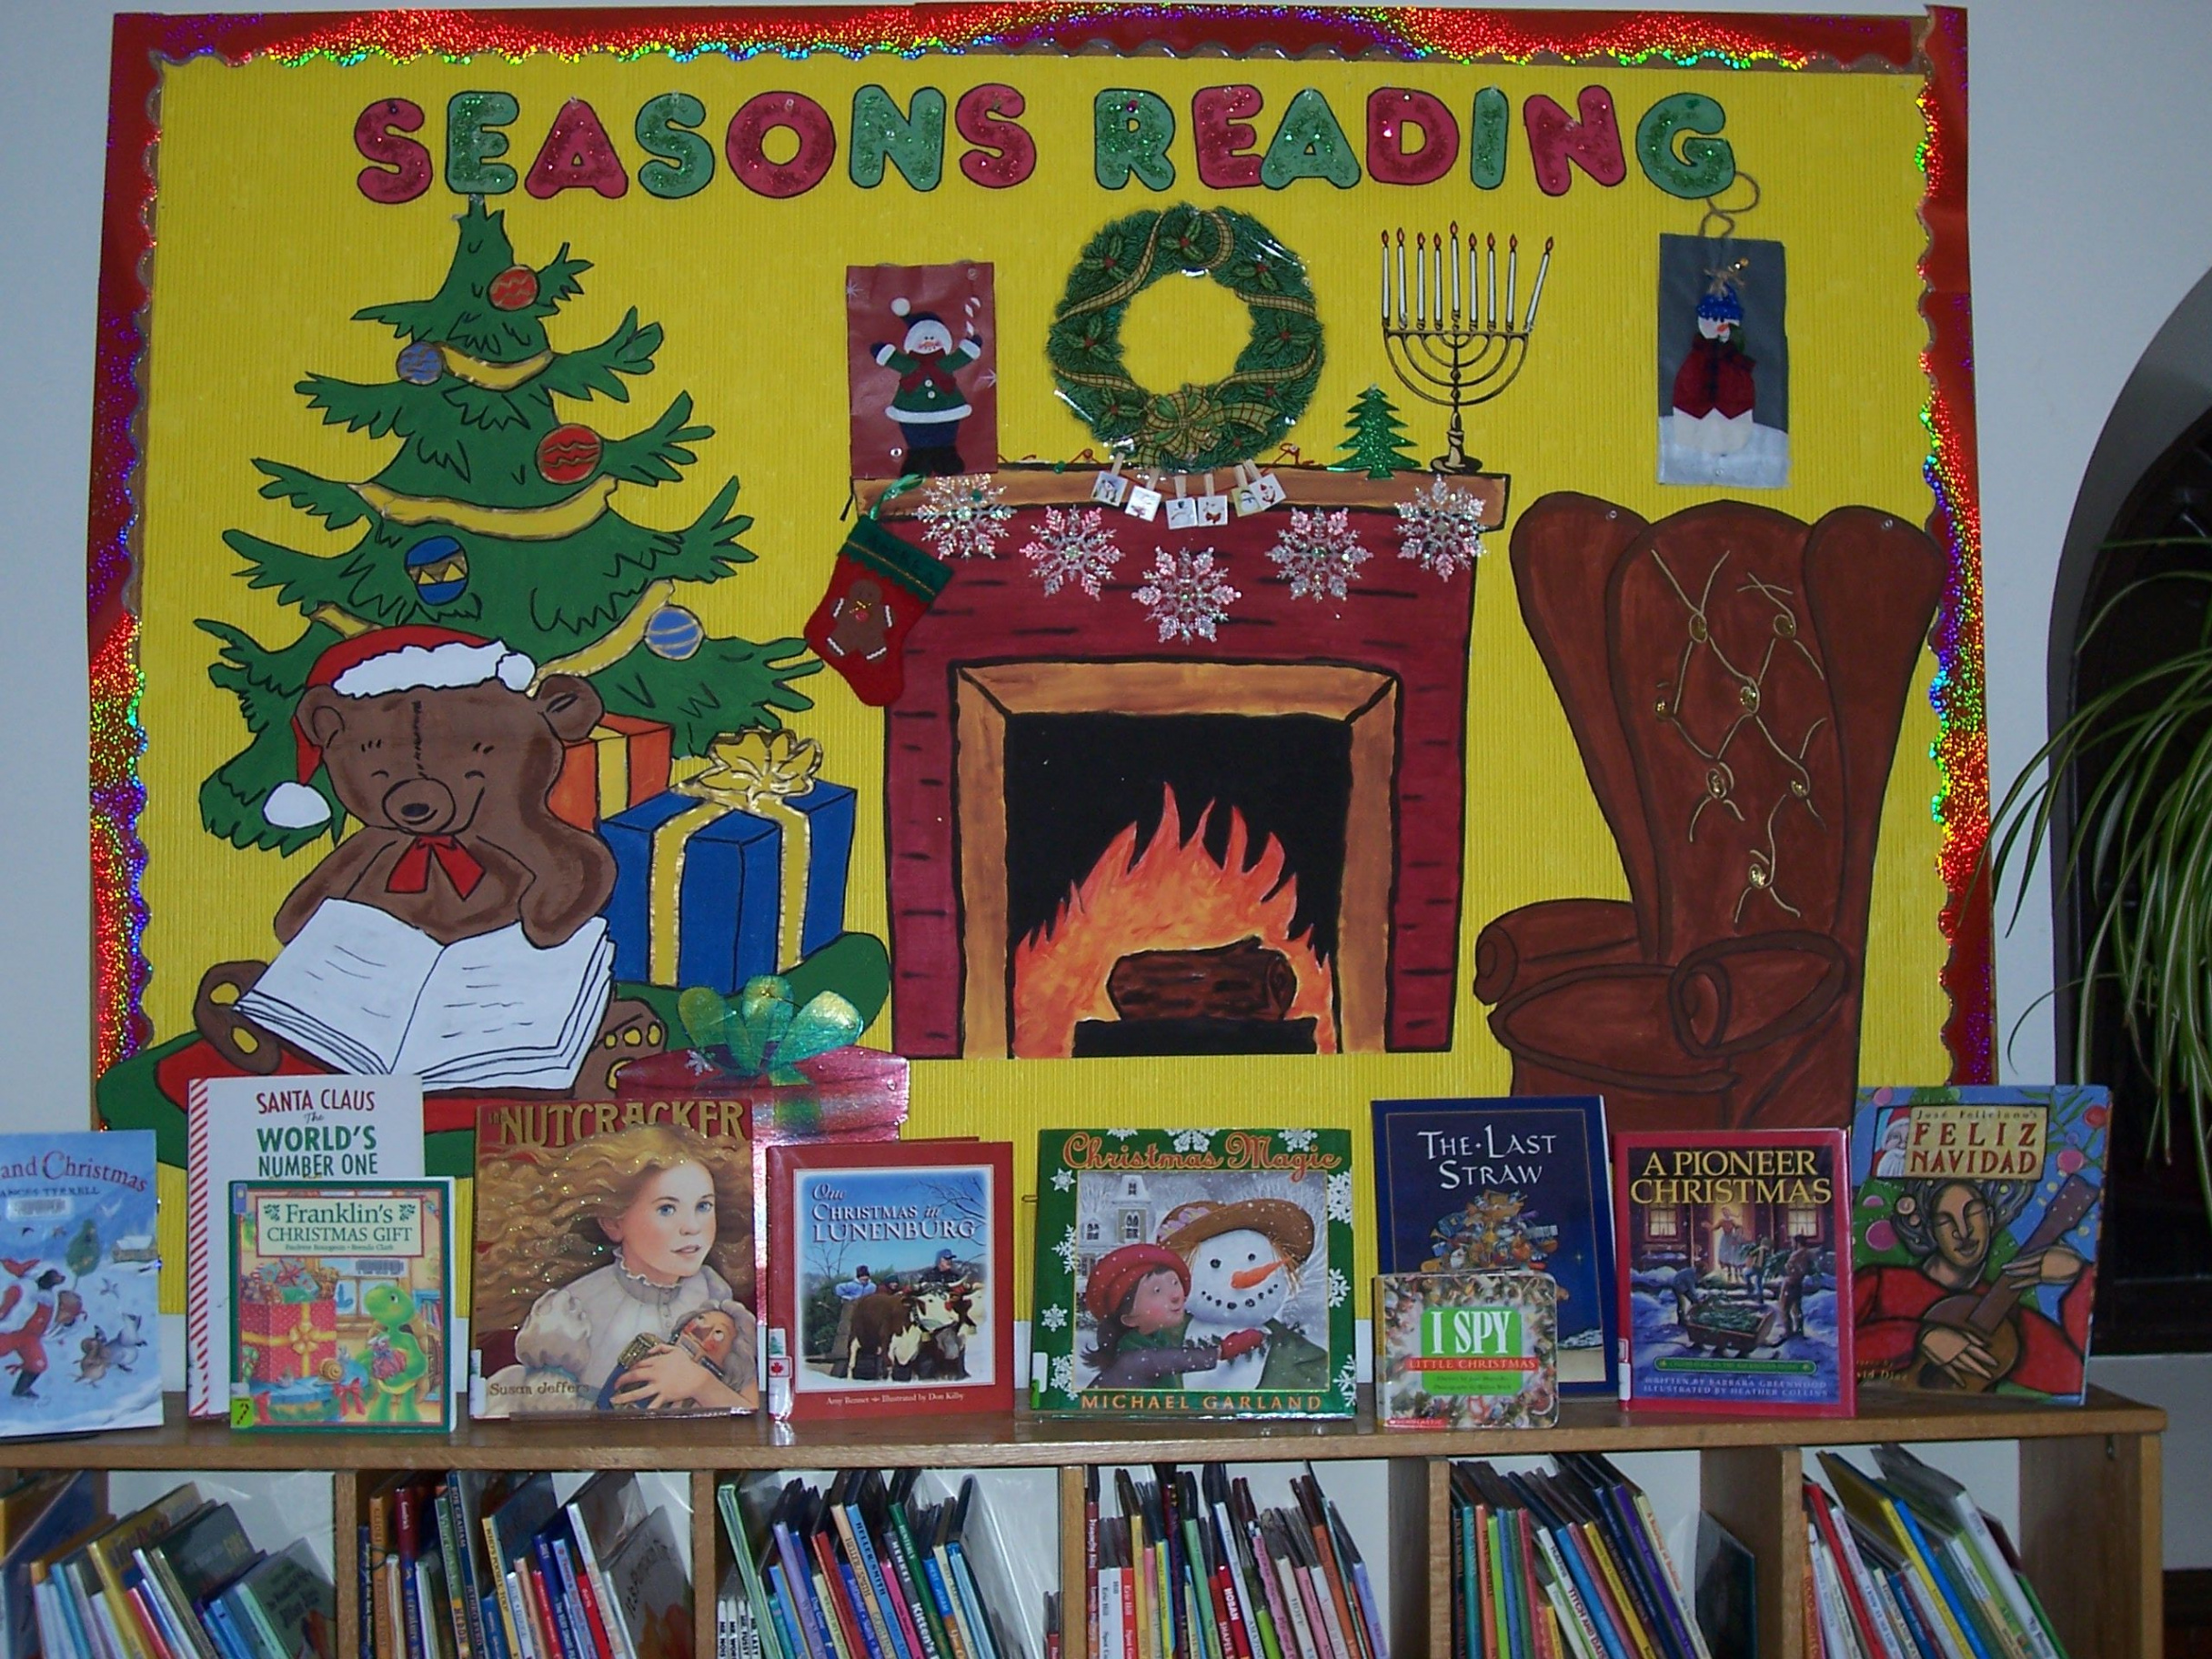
[5,0,2209,1568]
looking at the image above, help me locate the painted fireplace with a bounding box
[877,469,1502,1058]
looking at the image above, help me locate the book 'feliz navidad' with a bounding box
[1849,1084,2108,1403]
[1031,1127,1356,1418]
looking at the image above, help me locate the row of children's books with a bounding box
[1805,1447,2066,1659]
[715,1472,1035,1659]
[1082,1465,1386,1659]
[1446,1454,1703,1659]
[0,1473,334,1659]
[0,1081,2111,1441]
[362,1471,689,1659]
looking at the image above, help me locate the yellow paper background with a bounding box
[132,50,1943,1301]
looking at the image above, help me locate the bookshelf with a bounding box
[3,1387,2166,1659]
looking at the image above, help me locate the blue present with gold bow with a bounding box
[602,730,855,992]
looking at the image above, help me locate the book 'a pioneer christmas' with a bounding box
[0,1131,161,1439]
[1372,1094,1616,1394]
[1031,1127,1356,1417]
[1613,1129,1854,1416]
[764,1138,1012,1420]
[228,1179,453,1430]
[1849,1084,2108,1403]
[470,1098,759,1420]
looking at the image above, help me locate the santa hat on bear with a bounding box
[263,625,536,830]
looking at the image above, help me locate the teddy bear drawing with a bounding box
[196,627,644,1082]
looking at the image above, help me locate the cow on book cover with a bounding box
[1849,1085,2107,1403]
[1613,1129,1854,1416]
[471,1099,759,1419]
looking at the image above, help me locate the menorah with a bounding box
[1381,225,1552,474]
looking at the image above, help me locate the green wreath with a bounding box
[1048,204,1322,472]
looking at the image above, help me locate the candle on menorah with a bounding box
[1381,223,1553,475]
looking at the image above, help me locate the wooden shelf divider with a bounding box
[4,1386,2165,1659]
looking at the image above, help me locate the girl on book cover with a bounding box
[1079,1242,1242,1390]
[477,1124,758,1413]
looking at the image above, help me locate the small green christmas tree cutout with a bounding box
[1332,384,1420,478]
[202,200,816,852]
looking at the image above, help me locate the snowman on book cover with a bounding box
[1848,1085,2107,1403]
[1032,1128,1356,1417]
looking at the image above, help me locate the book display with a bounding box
[18,9,2180,1659]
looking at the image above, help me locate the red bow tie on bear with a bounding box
[386,834,486,898]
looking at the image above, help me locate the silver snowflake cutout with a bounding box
[1394,476,1487,579]
[916,473,1012,560]
[1050,1168,1075,1192]
[1171,1128,1217,1153]
[1334,1354,1359,1405]
[1326,1171,1354,1224]
[1052,1225,1080,1274]
[1134,548,1240,643]
[1038,1304,1068,1332]
[1326,1268,1351,1309]
[1106,1128,1137,1141]
[1266,508,1371,601]
[1021,505,1122,597]
[1280,1129,1317,1152]
[1050,1353,1076,1395]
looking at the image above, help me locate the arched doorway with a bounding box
[2048,271,2212,1353]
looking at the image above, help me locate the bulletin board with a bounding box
[85,6,1986,1310]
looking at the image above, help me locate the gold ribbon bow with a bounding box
[649,731,822,988]
[243,1307,330,1375]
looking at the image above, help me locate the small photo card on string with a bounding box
[1124,473,1164,521]
[1232,463,1270,518]
[1091,457,1131,507]
[1164,478,1201,530]
[1657,232,1788,488]
[1196,473,1231,527]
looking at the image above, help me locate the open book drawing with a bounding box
[236,899,614,1090]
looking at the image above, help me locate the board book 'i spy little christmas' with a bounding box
[1849,1084,2108,1403]
[765,1138,1012,1420]
[1613,1128,1854,1416]
[1031,1127,1356,1417]
[228,1179,453,1430]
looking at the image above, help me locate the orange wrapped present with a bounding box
[549,713,672,830]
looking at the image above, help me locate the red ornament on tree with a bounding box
[536,424,602,485]
[488,265,539,311]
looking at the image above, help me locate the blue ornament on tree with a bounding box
[396,341,443,385]
[644,604,704,659]
[406,536,469,606]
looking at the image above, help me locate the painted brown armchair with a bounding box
[1475,492,1946,1132]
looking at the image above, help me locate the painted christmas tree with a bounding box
[1332,384,1420,478]
[201,200,815,851]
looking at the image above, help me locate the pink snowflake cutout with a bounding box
[1266,508,1371,601]
[1021,505,1123,598]
[1134,548,1240,642]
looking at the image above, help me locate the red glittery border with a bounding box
[87,5,1981,1091]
